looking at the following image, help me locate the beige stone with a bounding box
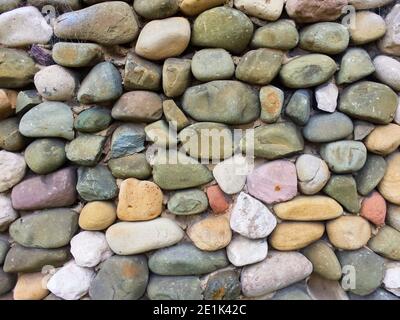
[285,0,348,23]
[349,11,386,45]
[365,124,400,156]
[234,0,284,21]
[117,178,163,221]
[13,272,49,300]
[179,0,227,16]
[79,201,116,231]
[0,89,17,120]
[379,152,400,205]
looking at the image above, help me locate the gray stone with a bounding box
[147,275,202,300]
[191,49,235,82]
[204,270,241,300]
[337,49,375,85]
[108,154,152,180]
[285,89,311,126]
[0,239,9,265]
[74,106,112,133]
[0,118,27,151]
[323,175,360,213]
[66,134,106,166]
[387,205,400,232]
[110,124,145,159]
[355,154,387,196]
[0,269,16,295]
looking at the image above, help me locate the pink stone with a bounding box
[360,191,387,226]
[246,160,297,204]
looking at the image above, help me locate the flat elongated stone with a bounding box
[147,275,202,300]
[134,0,179,19]
[355,154,387,196]
[52,42,104,68]
[349,0,394,9]
[378,152,400,205]
[178,0,226,16]
[286,0,348,23]
[365,124,400,156]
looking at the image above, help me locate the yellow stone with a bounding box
[270,222,325,251]
[117,178,163,221]
[79,201,116,231]
[13,272,49,300]
[179,0,227,16]
[365,124,400,156]
[0,89,17,119]
[379,152,400,205]
[273,196,343,221]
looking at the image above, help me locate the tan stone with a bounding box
[117,178,163,221]
[365,124,400,156]
[285,0,348,23]
[79,201,116,231]
[270,222,325,251]
[188,215,232,251]
[379,152,400,205]
[273,196,343,221]
[0,89,17,120]
[179,0,227,16]
[327,216,371,250]
[13,272,49,300]
[349,11,386,45]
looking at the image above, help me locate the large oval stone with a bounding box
[167,189,208,215]
[24,139,66,174]
[52,42,104,68]
[368,226,400,260]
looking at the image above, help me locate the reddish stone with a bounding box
[206,185,230,214]
[360,191,387,226]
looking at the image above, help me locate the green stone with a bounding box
[162,100,190,131]
[0,269,16,295]
[279,54,337,88]
[149,243,228,275]
[167,189,209,215]
[9,209,78,249]
[285,89,311,126]
[192,7,254,54]
[108,154,152,180]
[355,154,387,196]
[52,42,104,68]
[0,239,9,265]
[339,81,398,124]
[66,134,106,166]
[74,106,112,133]
[0,118,26,151]
[387,205,400,232]
[25,139,66,174]
[337,48,375,85]
[204,270,241,300]
[191,49,235,82]
[147,275,202,300]
[272,284,311,300]
[324,175,360,213]
[163,58,191,98]
[349,289,399,301]
[134,0,179,19]
[145,120,177,148]
[123,53,161,91]
[368,226,400,260]
[110,124,145,159]
[15,90,42,115]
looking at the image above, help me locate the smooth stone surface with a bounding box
[0,270,16,296]
[323,175,360,213]
[0,194,18,232]
[374,55,400,91]
[227,234,268,267]
[379,4,400,56]
[147,275,202,300]
[0,240,9,264]
[28,0,81,11]
[360,191,387,226]
[388,205,400,232]
[383,262,400,296]
[306,274,349,300]
[355,154,387,196]
[145,120,177,148]
[134,0,179,19]
[52,43,104,68]
[162,100,190,131]
[0,0,21,13]
[13,272,49,300]
[206,185,230,214]
[15,90,41,115]
[123,53,161,91]
[285,89,311,125]
[272,284,312,300]
[234,0,284,21]
[349,11,386,45]
[74,107,111,133]
[285,0,348,23]
[108,154,152,180]
[178,0,226,16]
[365,124,400,156]
[110,124,145,159]
[79,201,116,231]
[260,85,284,124]
[0,151,26,193]
[66,134,105,166]
[315,82,339,113]
[203,269,241,300]
[337,48,375,85]
[349,289,399,300]
[368,226,400,260]
[191,49,235,82]
[378,152,400,205]
[354,120,375,141]
[168,189,208,215]
[163,58,191,97]
[77,166,117,201]
[296,155,330,195]
[24,139,66,174]
[349,0,394,9]
[0,89,16,120]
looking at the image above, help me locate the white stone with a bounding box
[234,0,284,21]
[379,5,400,56]
[0,193,18,231]
[384,262,400,297]
[296,154,330,195]
[227,234,268,267]
[316,81,338,113]
[230,192,277,239]
[213,154,251,195]
[0,151,26,193]
[373,55,400,92]
[70,231,113,268]
[349,0,394,9]
[47,261,95,300]
[0,6,53,46]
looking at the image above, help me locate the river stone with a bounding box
[355,154,387,196]
[374,55,400,91]
[360,191,386,226]
[110,124,145,159]
[182,80,260,125]
[285,0,348,23]
[235,49,283,85]
[15,90,42,115]
[134,0,179,19]
[383,262,400,296]
[349,0,394,9]
[112,91,162,123]
[365,124,400,156]
[350,289,399,300]
[148,243,228,275]
[123,53,161,91]
[89,255,148,300]
[78,62,123,104]
[270,222,325,251]
[108,154,151,180]
[74,106,112,133]
[163,58,191,97]
[0,240,9,264]
[307,274,349,300]
[135,17,191,61]
[338,248,385,296]
[162,100,190,131]
[9,209,78,249]
[337,49,375,85]
[0,89,16,120]
[191,7,254,54]
[77,165,117,201]
[327,216,371,250]
[178,0,226,16]
[168,189,208,215]
[303,112,353,143]
[0,194,18,231]
[379,4,400,56]
[323,175,360,213]
[24,139,66,174]
[79,201,116,231]
[0,6,53,47]
[230,192,277,239]
[0,0,21,13]
[273,284,312,300]
[303,241,342,281]
[227,234,268,267]
[320,141,367,173]
[0,151,26,193]
[191,49,235,82]
[204,269,241,300]
[3,245,69,273]
[106,218,184,255]
[0,48,37,88]
[52,43,104,68]
[273,196,343,221]
[285,89,311,126]
[241,251,312,297]
[315,82,338,113]
[279,54,337,88]
[237,0,284,20]
[296,154,330,195]
[368,226,400,260]
[260,85,284,124]
[378,152,400,205]
[66,134,106,166]
[0,270,16,296]
[13,272,48,300]
[339,81,398,124]
[388,205,400,232]
[354,120,375,141]
[54,2,139,45]
[251,19,299,50]
[0,118,26,151]
[147,275,202,300]
[28,0,81,10]
[300,22,349,54]
[349,11,386,45]
[19,102,74,140]
[243,122,304,159]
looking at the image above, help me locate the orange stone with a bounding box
[206,185,230,214]
[360,191,387,226]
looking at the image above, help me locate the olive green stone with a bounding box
[299,22,350,54]
[108,154,152,180]
[163,58,191,98]
[368,226,400,260]
[134,0,179,19]
[242,122,304,160]
[123,53,161,91]
[52,42,104,68]
[15,90,42,115]
[251,19,299,50]
[260,86,284,124]
[279,54,337,88]
[388,205,400,232]
[0,0,21,13]
[0,270,16,295]
[0,48,38,88]
[337,49,375,85]
[339,81,398,124]
[323,175,360,213]
[355,154,387,196]
[74,106,112,133]
[191,49,235,82]
[204,270,241,300]
[285,89,311,126]
[303,241,342,281]
[235,49,283,85]
[168,189,209,215]
[182,81,260,125]
[192,7,254,54]
[162,100,190,131]
[66,134,106,166]
[0,118,26,151]
[147,275,202,300]
[0,239,9,265]
[145,120,177,148]
[24,139,66,174]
